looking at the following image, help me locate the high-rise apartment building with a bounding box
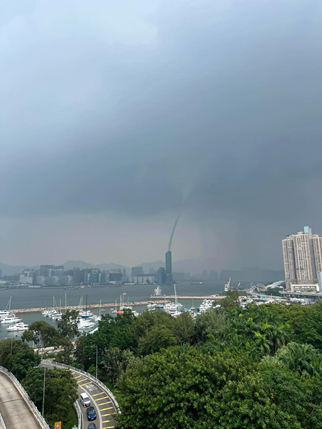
[282,226,322,287]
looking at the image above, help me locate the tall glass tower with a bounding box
[165,251,173,284]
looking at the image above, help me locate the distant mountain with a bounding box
[0,262,38,276]
[62,260,96,270]
[62,260,127,271]
[96,263,128,271]
[135,260,165,270]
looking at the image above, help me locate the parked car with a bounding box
[88,424,96,429]
[86,407,97,421]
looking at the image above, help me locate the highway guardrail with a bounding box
[0,413,7,429]
[74,399,82,429]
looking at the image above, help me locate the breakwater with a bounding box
[11,300,169,314]
[12,296,227,313]
[152,295,225,300]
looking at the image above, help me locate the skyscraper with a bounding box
[165,251,173,284]
[282,226,322,287]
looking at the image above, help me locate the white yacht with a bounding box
[78,310,94,319]
[1,315,22,324]
[164,305,183,318]
[199,299,215,313]
[77,318,96,331]
[52,312,63,321]
[7,322,29,332]
[0,297,13,319]
[0,311,13,319]
[163,284,184,317]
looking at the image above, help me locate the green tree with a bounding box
[117,347,262,429]
[11,347,40,380]
[195,308,229,343]
[21,321,58,348]
[0,339,31,371]
[74,334,96,370]
[23,368,78,428]
[221,289,240,310]
[101,347,135,386]
[268,302,322,349]
[54,338,75,365]
[57,310,79,339]
[217,372,299,428]
[171,312,195,345]
[137,325,177,356]
[269,342,322,377]
[260,358,322,428]
[95,310,137,352]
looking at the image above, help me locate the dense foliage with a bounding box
[2,295,322,428]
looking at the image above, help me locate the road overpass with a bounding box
[41,361,119,429]
[0,368,49,429]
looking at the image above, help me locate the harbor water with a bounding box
[0,281,225,340]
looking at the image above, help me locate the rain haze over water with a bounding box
[2,1,322,272]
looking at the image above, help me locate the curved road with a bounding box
[0,372,42,429]
[73,369,117,429]
[41,362,117,429]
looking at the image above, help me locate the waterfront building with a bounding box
[40,265,54,276]
[128,274,155,284]
[19,270,34,284]
[282,226,322,288]
[157,267,166,284]
[109,272,123,282]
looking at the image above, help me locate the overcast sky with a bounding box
[1,0,322,269]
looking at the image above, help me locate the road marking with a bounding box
[103,426,114,428]
[102,413,112,417]
[93,392,104,397]
[96,396,108,401]
[80,381,93,386]
[100,406,114,411]
[78,378,87,382]
[74,374,83,379]
[102,420,111,423]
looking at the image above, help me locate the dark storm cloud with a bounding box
[1,0,322,267]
